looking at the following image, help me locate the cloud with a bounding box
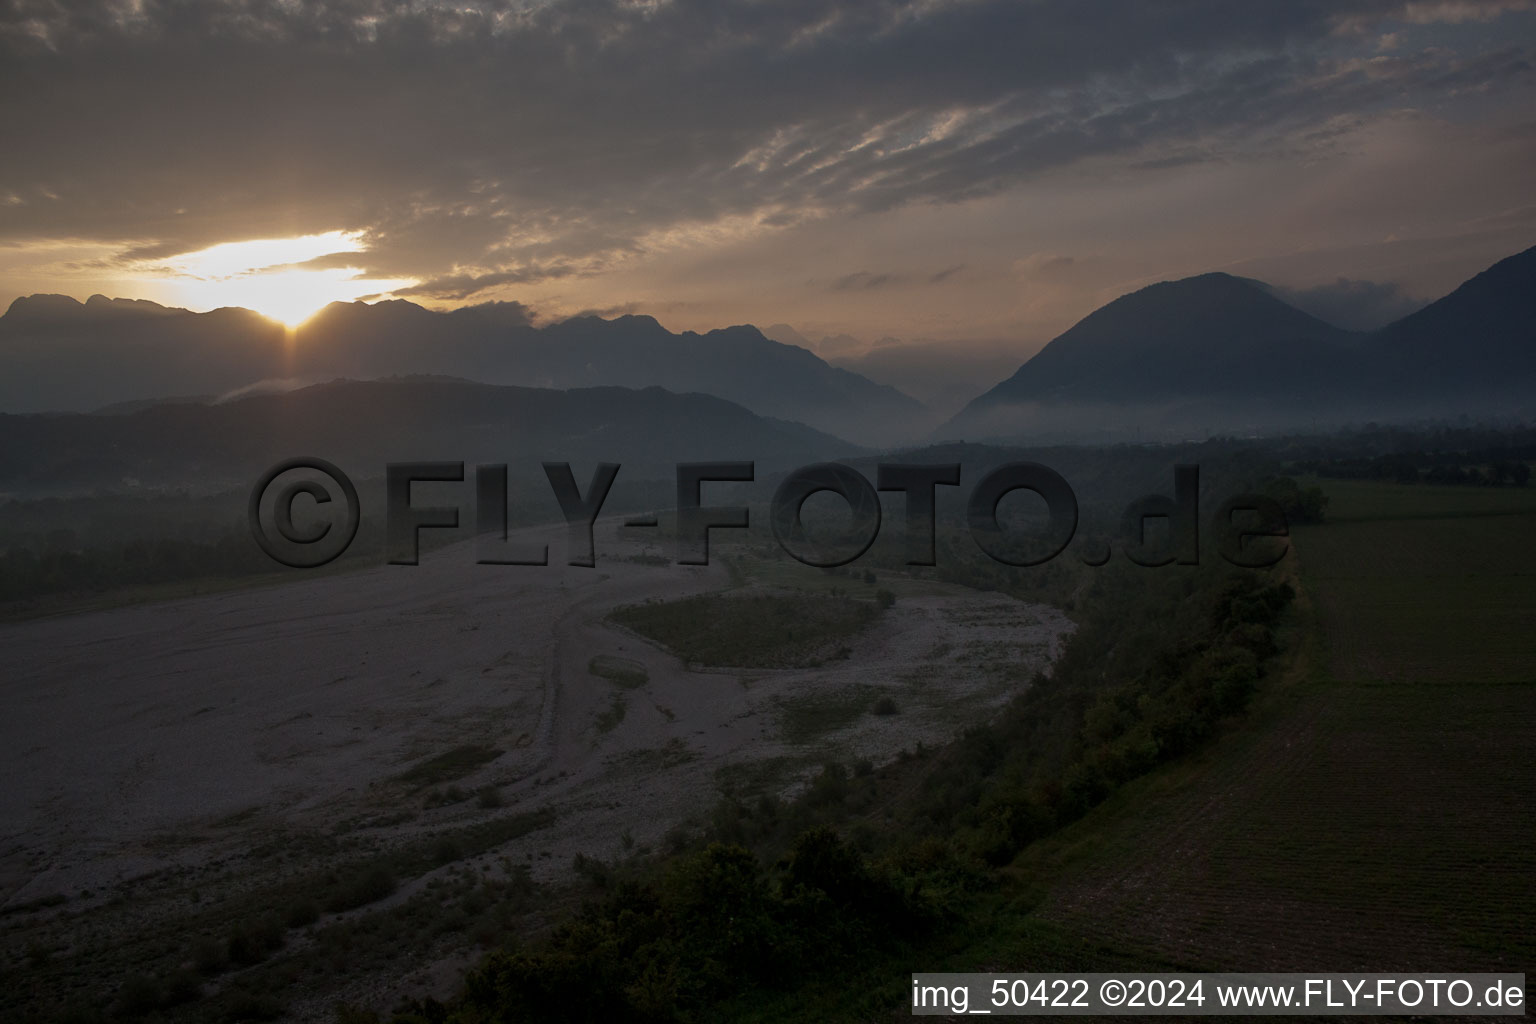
[1397,0,1536,24]
[819,262,972,292]
[567,302,644,319]
[436,299,539,327]
[0,0,1533,312]
[395,263,581,301]
[830,270,897,291]
[1015,254,1079,278]
[1270,277,1428,330]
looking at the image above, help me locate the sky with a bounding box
[2,0,1535,376]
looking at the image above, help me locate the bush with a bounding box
[446,834,932,1022]
[285,897,320,928]
[611,592,881,668]
[221,990,284,1021]
[1260,475,1328,523]
[434,836,465,864]
[572,853,611,889]
[192,935,226,974]
[226,915,284,965]
[425,785,470,808]
[160,967,203,1007]
[325,864,397,913]
[112,974,161,1017]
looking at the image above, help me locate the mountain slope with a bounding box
[943,247,1536,440]
[0,377,860,495]
[0,297,926,444]
[292,305,926,445]
[1371,244,1536,393]
[0,295,287,414]
[964,273,1358,404]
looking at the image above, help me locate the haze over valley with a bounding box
[3,2,1534,1021]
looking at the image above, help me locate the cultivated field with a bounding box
[1009,480,1536,977]
[1292,481,1536,684]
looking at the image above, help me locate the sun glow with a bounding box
[157,231,416,327]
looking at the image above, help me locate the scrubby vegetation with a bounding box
[394,745,503,788]
[908,569,1294,865]
[11,434,1532,1023]
[774,685,885,745]
[611,591,883,668]
[1259,475,1329,524]
[1294,443,1534,487]
[588,655,649,688]
[370,566,1295,1022]
[443,829,938,1022]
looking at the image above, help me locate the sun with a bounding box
[157,231,416,327]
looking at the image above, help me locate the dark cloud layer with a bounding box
[1,0,1534,305]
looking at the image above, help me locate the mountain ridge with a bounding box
[0,376,861,496]
[0,297,926,444]
[941,245,1536,440]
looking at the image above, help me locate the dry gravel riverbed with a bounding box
[0,520,1072,1017]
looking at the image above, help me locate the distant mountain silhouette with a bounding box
[297,304,926,444]
[7,245,1532,448]
[1372,245,1536,395]
[761,323,815,349]
[0,295,285,414]
[828,342,1024,420]
[0,377,859,495]
[943,245,1536,440]
[0,296,925,444]
[92,394,218,416]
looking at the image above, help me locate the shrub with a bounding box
[611,592,881,668]
[226,915,284,965]
[221,990,284,1021]
[572,852,611,889]
[325,864,397,913]
[434,837,465,865]
[112,974,161,1016]
[192,935,226,974]
[285,897,320,929]
[588,655,649,688]
[160,967,203,1006]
